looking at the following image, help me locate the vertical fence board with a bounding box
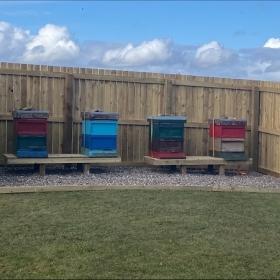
[251,86,260,170]
[13,63,21,110]
[33,64,41,110]
[63,74,73,154]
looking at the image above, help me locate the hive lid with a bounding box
[208,117,247,126]
[81,109,119,120]
[147,114,187,122]
[12,108,49,119]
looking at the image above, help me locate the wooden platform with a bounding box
[3,154,121,176]
[143,156,253,175]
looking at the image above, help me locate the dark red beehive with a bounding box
[208,118,247,138]
[13,119,48,135]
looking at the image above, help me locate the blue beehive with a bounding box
[80,110,119,157]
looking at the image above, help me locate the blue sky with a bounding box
[1,1,280,81]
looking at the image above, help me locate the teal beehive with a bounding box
[147,115,187,159]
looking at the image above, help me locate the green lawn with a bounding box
[1,190,280,279]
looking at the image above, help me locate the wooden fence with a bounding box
[1,62,280,176]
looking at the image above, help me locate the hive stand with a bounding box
[3,154,121,176]
[143,156,252,175]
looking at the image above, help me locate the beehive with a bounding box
[80,110,119,157]
[208,117,249,160]
[147,115,187,159]
[12,109,49,158]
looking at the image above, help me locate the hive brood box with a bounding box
[147,115,187,159]
[12,109,49,158]
[80,110,119,157]
[208,117,249,161]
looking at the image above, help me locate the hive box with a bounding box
[12,109,49,158]
[80,110,119,157]
[13,119,48,135]
[82,120,118,135]
[13,134,48,158]
[208,151,249,161]
[208,118,247,138]
[147,115,187,159]
[208,118,249,161]
[14,135,47,150]
[209,138,245,153]
[81,135,117,150]
[148,138,184,152]
[14,149,48,158]
[149,122,185,139]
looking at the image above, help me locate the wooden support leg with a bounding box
[180,165,187,175]
[39,164,46,176]
[34,164,39,172]
[77,163,83,172]
[218,165,225,176]
[170,165,177,171]
[83,163,90,175]
[207,165,214,173]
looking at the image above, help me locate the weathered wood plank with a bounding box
[251,86,260,170]
[3,154,121,164]
[143,155,252,166]
[13,63,21,110]
[0,68,65,78]
[63,74,73,154]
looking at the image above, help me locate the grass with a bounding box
[1,190,280,279]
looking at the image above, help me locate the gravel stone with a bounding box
[1,166,280,189]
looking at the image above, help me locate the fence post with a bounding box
[251,86,260,171]
[63,73,73,154]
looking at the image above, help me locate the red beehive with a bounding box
[148,150,186,159]
[208,117,249,161]
[208,118,247,139]
[13,119,48,135]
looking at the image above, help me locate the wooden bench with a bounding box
[3,154,121,176]
[143,156,252,175]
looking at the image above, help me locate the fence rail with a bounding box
[1,62,280,176]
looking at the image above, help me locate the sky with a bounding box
[0,1,280,82]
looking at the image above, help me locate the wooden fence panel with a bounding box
[2,62,280,176]
[0,63,66,163]
[258,88,280,174]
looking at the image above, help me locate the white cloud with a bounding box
[21,24,79,63]
[263,38,280,49]
[194,41,235,67]
[102,38,172,66]
[245,60,271,79]
[0,21,30,60]
[2,20,280,82]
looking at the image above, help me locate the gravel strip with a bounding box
[1,166,280,189]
